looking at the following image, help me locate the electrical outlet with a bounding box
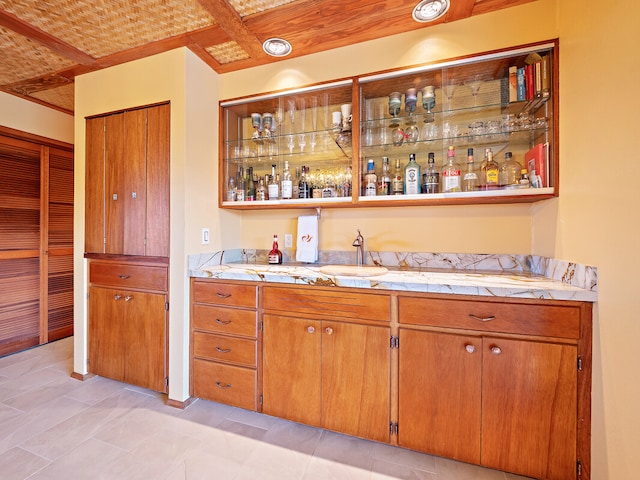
[202,228,210,245]
[284,233,293,248]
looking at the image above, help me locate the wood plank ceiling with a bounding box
[0,0,537,114]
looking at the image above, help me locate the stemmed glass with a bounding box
[467,76,483,106]
[286,99,296,153]
[309,96,318,152]
[298,98,306,152]
[251,112,263,144]
[442,83,457,110]
[388,92,404,146]
[404,88,419,144]
[422,85,436,123]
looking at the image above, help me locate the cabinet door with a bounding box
[262,314,321,427]
[398,329,481,464]
[481,337,577,479]
[104,113,125,254]
[321,321,390,442]
[88,287,126,381]
[85,117,106,254]
[122,290,167,392]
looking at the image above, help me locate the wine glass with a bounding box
[310,96,318,152]
[442,83,457,110]
[422,85,436,123]
[388,92,402,128]
[467,76,483,106]
[251,112,263,144]
[404,88,419,144]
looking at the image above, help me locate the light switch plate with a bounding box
[202,228,210,245]
[284,233,293,248]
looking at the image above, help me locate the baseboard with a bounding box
[166,396,196,410]
[71,371,95,381]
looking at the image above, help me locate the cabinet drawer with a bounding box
[193,332,257,367]
[264,286,390,322]
[399,296,580,339]
[193,304,257,338]
[192,358,257,411]
[90,262,168,291]
[192,281,257,308]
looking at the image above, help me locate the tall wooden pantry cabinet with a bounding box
[85,102,170,393]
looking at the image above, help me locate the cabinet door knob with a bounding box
[215,382,231,389]
[215,318,232,325]
[307,326,315,334]
[216,292,232,299]
[114,294,121,301]
[215,346,231,353]
[119,274,130,279]
[469,314,496,322]
[490,345,502,355]
[325,327,334,335]
[465,344,476,353]
[124,295,133,302]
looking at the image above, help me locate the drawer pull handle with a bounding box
[215,382,231,389]
[469,314,496,322]
[307,326,315,334]
[215,347,231,353]
[491,346,502,355]
[325,327,334,335]
[124,295,133,302]
[215,318,232,325]
[216,292,232,299]
[465,344,476,354]
[119,275,130,279]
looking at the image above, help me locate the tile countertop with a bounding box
[189,250,598,302]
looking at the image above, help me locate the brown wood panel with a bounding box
[88,286,126,382]
[193,331,256,367]
[84,116,105,254]
[192,304,257,338]
[262,314,322,426]
[192,280,257,308]
[263,285,390,322]
[398,329,482,463]
[89,261,168,292]
[399,296,580,339]
[192,358,257,411]
[105,113,125,254]
[321,321,390,442]
[145,103,170,258]
[481,337,577,479]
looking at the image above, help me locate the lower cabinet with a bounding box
[262,313,390,442]
[88,260,168,392]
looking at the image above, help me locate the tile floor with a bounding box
[0,337,532,480]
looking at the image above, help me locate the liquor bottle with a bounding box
[292,167,301,199]
[268,234,283,264]
[391,158,404,195]
[404,153,421,194]
[379,156,391,195]
[226,175,237,201]
[364,159,377,196]
[481,148,499,188]
[281,160,293,199]
[498,151,522,187]
[268,164,279,199]
[246,167,256,201]
[462,147,478,192]
[236,166,246,201]
[256,177,267,200]
[441,146,461,193]
[424,152,439,194]
[312,169,323,198]
[299,165,310,199]
[518,168,530,187]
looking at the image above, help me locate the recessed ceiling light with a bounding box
[412,0,450,22]
[262,38,292,57]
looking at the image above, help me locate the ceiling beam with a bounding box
[446,0,476,21]
[0,8,96,66]
[196,0,266,59]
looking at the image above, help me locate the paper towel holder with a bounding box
[316,207,321,219]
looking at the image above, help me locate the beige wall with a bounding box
[0,91,74,143]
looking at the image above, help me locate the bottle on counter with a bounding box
[424,152,439,194]
[256,177,267,200]
[268,234,283,264]
[246,167,255,201]
[481,147,499,189]
[312,168,323,198]
[226,175,237,201]
[292,166,301,199]
[379,156,391,195]
[299,165,310,199]
[441,145,461,193]
[391,158,404,195]
[404,153,421,194]
[518,168,530,188]
[235,166,246,201]
[268,164,279,200]
[364,159,377,196]
[498,151,522,187]
[281,160,293,199]
[462,147,478,192]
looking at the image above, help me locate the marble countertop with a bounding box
[189,252,598,302]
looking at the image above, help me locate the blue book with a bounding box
[517,67,526,101]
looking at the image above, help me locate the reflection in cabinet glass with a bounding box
[219,40,558,208]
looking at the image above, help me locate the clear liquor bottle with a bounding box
[462,147,478,192]
[364,159,377,196]
[391,158,404,195]
[268,164,279,200]
[379,156,391,195]
[498,151,522,187]
[256,177,267,200]
[424,152,439,194]
[226,175,237,201]
[246,167,255,201]
[281,160,293,199]
[404,153,421,194]
[299,165,310,199]
[441,146,461,193]
[292,166,301,199]
[268,234,283,264]
[236,166,246,201]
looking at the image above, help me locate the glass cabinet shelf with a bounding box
[218,40,558,208]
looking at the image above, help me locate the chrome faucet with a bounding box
[352,229,365,267]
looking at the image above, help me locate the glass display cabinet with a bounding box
[219,40,557,208]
